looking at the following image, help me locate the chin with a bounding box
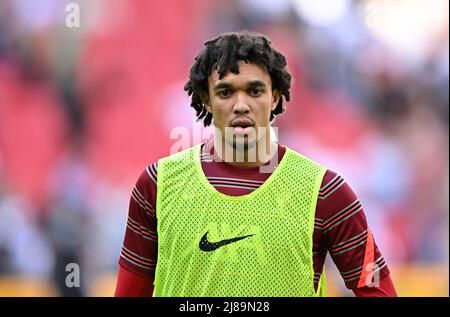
[232,138,256,150]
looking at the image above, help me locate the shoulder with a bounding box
[159,145,201,164]
[283,146,327,171]
[135,145,202,187]
[156,145,204,181]
[316,168,365,232]
[319,169,348,199]
[318,169,358,207]
[135,162,158,189]
[131,163,158,206]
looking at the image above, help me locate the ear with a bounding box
[271,90,281,111]
[200,92,212,113]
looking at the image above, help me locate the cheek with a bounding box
[209,105,227,127]
[261,97,274,113]
[256,98,274,123]
[211,100,231,116]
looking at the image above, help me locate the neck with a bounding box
[213,133,278,168]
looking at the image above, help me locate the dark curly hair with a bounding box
[184,31,292,127]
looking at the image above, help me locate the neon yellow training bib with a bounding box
[154,144,327,297]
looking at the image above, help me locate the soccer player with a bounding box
[114,31,397,297]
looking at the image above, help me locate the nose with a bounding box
[233,93,250,114]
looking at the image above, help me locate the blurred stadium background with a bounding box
[0,0,448,297]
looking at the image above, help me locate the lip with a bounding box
[232,126,254,135]
[230,118,254,128]
[230,119,255,137]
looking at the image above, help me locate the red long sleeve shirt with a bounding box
[115,141,397,297]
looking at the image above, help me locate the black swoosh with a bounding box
[199,231,255,252]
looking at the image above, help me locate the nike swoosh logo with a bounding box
[199,231,255,252]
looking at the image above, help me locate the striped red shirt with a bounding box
[119,141,392,293]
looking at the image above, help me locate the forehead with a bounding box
[208,61,271,87]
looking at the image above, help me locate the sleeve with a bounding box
[117,163,158,278]
[115,265,154,297]
[352,274,397,297]
[315,170,393,291]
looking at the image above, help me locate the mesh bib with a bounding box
[154,144,327,297]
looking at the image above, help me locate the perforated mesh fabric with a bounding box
[154,144,327,297]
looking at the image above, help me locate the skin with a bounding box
[202,61,281,168]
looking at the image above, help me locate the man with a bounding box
[115,31,397,296]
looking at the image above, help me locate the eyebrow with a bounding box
[212,80,267,91]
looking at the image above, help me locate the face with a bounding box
[203,61,280,150]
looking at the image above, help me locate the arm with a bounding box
[115,265,154,297]
[114,163,159,297]
[315,170,397,297]
[353,274,397,297]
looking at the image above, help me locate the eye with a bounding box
[218,90,231,98]
[249,88,262,97]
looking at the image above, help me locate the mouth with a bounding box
[230,119,255,135]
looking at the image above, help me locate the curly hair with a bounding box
[184,31,292,127]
